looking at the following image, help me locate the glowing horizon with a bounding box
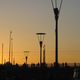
[0,0,80,64]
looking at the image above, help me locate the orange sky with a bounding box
[0,0,80,64]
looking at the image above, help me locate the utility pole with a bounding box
[51,0,63,66]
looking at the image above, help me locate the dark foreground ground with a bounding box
[0,63,75,80]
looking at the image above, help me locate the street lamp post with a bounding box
[43,45,46,64]
[25,56,28,65]
[36,33,46,66]
[24,51,29,65]
[51,0,63,66]
[2,43,4,64]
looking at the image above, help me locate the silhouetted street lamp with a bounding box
[24,51,29,65]
[36,33,46,65]
[51,0,63,66]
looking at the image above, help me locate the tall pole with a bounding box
[11,38,13,64]
[55,8,59,65]
[40,41,42,65]
[36,33,46,66]
[51,0,63,66]
[9,31,12,63]
[2,43,3,64]
[43,45,45,64]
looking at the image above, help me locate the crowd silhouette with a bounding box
[0,62,77,80]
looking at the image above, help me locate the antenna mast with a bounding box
[9,31,12,63]
[51,0,63,66]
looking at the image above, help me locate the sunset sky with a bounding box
[0,0,80,64]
